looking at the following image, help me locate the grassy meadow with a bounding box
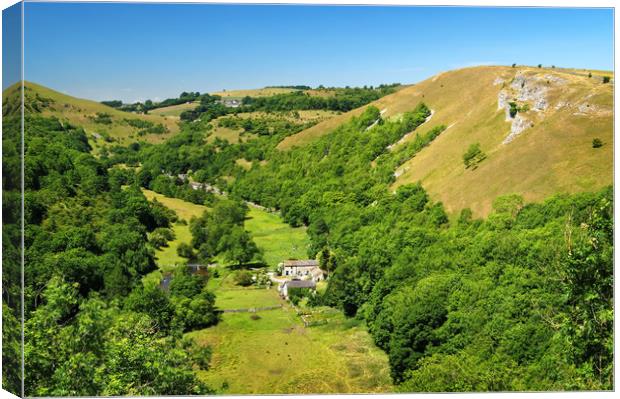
[188,293,393,394]
[245,206,311,268]
[142,189,208,268]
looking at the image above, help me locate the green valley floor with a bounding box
[141,190,394,394]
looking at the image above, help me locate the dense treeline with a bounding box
[178,85,400,122]
[102,91,204,113]
[266,85,312,90]
[240,85,400,112]
[178,93,228,122]
[231,104,434,225]
[105,85,399,118]
[106,110,316,190]
[2,109,217,395]
[2,108,23,395]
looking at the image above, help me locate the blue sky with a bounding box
[20,3,614,103]
[2,2,21,89]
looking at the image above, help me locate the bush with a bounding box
[177,242,194,259]
[185,341,212,370]
[463,143,486,169]
[602,76,610,84]
[153,227,175,241]
[509,102,518,118]
[592,138,603,148]
[511,63,516,68]
[149,227,175,249]
[254,270,271,287]
[172,290,218,332]
[537,64,542,68]
[288,287,312,305]
[234,270,253,287]
[91,112,113,125]
[149,233,168,249]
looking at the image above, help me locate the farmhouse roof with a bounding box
[311,268,324,277]
[285,280,316,289]
[282,259,319,267]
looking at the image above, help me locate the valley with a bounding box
[4,63,613,395]
[141,190,392,394]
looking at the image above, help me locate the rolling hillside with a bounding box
[279,66,613,216]
[212,87,299,98]
[148,101,200,118]
[3,82,181,150]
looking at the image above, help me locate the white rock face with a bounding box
[508,72,551,111]
[493,77,505,86]
[498,90,510,110]
[533,97,548,111]
[503,114,533,144]
[544,74,567,85]
[394,166,408,178]
[578,103,594,113]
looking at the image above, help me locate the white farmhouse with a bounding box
[280,259,324,281]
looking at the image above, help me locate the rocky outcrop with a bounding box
[497,71,569,144]
[502,114,533,144]
[498,90,510,111]
[510,73,549,111]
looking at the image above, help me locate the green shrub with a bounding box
[592,138,603,148]
[602,76,610,84]
[149,227,175,249]
[463,143,486,169]
[177,242,194,259]
[288,287,312,305]
[185,341,212,370]
[234,270,253,286]
[154,227,175,241]
[91,112,113,125]
[509,102,518,118]
[172,290,218,332]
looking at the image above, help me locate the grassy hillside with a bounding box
[207,110,338,144]
[212,87,299,98]
[142,189,208,268]
[3,82,181,151]
[278,65,613,216]
[149,101,199,117]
